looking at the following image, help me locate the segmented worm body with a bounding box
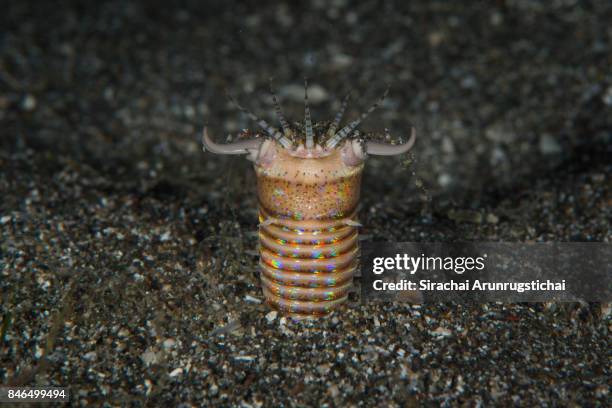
[203,80,416,318]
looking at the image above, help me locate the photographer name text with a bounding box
[373,279,566,292]
[371,254,566,292]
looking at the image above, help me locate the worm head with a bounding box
[202,81,416,170]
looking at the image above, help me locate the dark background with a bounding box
[1,1,610,406]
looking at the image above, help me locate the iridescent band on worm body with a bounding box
[259,209,358,316]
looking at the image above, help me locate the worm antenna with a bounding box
[202,127,262,155]
[366,126,417,155]
[325,86,390,149]
[326,92,351,138]
[269,78,291,138]
[228,94,293,149]
[304,78,314,149]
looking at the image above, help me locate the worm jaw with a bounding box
[340,139,366,167]
[250,139,277,165]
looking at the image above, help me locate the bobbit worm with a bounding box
[202,80,416,318]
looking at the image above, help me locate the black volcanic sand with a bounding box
[1,1,611,406]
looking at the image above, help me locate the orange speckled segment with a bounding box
[255,148,364,220]
[255,148,363,317]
